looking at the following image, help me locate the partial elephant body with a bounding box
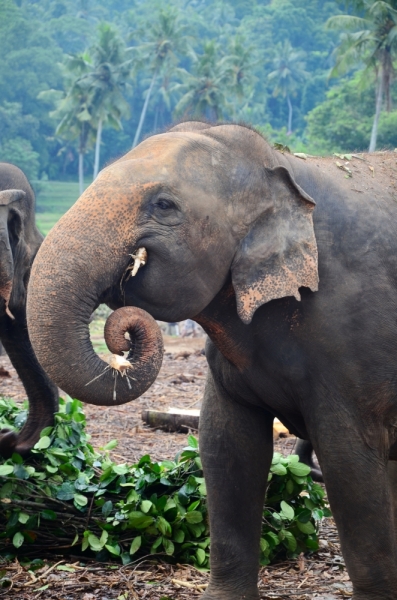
[27,124,397,599]
[0,163,58,456]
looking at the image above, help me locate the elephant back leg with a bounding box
[310,406,397,600]
[387,461,397,546]
[0,314,59,456]
[295,438,323,482]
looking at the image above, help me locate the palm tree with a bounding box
[87,23,133,178]
[40,25,133,186]
[39,53,95,195]
[226,35,257,118]
[268,40,308,135]
[328,0,397,151]
[172,41,232,120]
[131,8,188,148]
[152,62,176,131]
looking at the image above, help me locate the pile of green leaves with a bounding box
[0,397,330,569]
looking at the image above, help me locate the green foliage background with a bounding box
[1,0,394,189]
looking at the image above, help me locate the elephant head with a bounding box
[27,123,318,406]
[0,163,43,319]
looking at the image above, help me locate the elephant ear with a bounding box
[231,166,319,324]
[0,189,26,205]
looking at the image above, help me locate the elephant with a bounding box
[295,438,323,481]
[26,121,397,600]
[0,163,58,457]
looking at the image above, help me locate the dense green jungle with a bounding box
[1,0,397,191]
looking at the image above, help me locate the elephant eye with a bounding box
[150,196,182,226]
[155,198,175,210]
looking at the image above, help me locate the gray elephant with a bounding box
[0,163,58,457]
[27,122,397,600]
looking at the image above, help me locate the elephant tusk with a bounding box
[129,247,147,277]
[5,305,15,320]
[119,248,148,294]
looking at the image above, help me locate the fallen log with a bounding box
[141,407,291,437]
[141,407,200,432]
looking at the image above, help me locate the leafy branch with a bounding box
[0,398,330,569]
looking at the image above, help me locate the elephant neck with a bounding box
[194,281,253,372]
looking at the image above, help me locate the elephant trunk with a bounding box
[0,219,14,317]
[26,172,164,406]
[0,189,27,317]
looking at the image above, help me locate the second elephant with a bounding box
[0,163,58,456]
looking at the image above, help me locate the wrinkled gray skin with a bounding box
[0,163,58,457]
[27,123,397,600]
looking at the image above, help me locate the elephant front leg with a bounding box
[0,315,58,457]
[312,418,397,600]
[200,373,273,600]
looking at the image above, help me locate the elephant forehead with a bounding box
[117,132,224,180]
[95,135,224,204]
[123,133,187,160]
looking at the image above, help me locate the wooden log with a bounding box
[141,408,199,432]
[141,408,291,437]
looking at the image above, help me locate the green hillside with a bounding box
[34,180,88,235]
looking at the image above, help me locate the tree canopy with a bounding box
[1,0,397,183]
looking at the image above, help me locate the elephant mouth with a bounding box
[119,247,148,295]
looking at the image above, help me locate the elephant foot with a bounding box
[0,428,19,457]
[309,465,324,482]
[0,426,44,458]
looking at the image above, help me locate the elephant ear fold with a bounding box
[0,189,26,205]
[231,166,319,325]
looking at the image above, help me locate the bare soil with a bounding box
[0,335,352,599]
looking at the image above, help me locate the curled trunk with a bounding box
[27,171,164,406]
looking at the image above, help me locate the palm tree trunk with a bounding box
[93,118,103,180]
[78,152,84,196]
[287,95,293,135]
[369,67,384,152]
[384,50,392,112]
[154,105,159,132]
[132,69,157,149]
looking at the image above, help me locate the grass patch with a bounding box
[33,180,90,236]
[89,316,109,356]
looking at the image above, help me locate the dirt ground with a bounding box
[0,335,352,599]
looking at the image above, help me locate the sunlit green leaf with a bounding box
[185,510,203,524]
[12,532,24,548]
[280,501,294,520]
[288,463,311,477]
[34,436,51,450]
[297,520,316,534]
[130,536,141,555]
[0,465,14,477]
